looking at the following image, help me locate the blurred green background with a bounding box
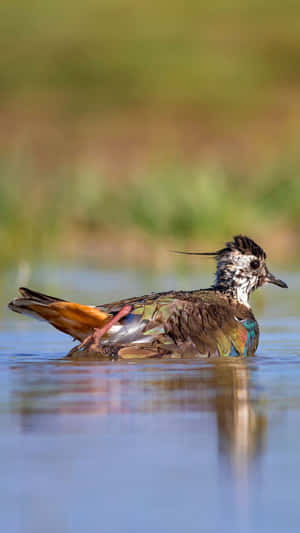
[1,0,300,268]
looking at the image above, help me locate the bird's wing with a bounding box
[156,298,258,357]
[76,294,258,359]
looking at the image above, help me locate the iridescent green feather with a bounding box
[71,289,260,360]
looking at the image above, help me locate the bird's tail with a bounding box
[8,287,111,341]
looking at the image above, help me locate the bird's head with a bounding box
[174,235,287,306]
[213,235,287,305]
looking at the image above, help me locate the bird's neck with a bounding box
[214,283,250,307]
[213,265,253,307]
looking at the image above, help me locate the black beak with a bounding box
[265,272,288,289]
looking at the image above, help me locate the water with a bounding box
[0,265,299,533]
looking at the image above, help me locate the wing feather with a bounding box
[69,293,257,359]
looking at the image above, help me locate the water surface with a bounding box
[0,266,299,533]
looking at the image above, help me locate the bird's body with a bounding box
[8,235,287,359]
[93,289,259,359]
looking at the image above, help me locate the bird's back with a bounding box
[78,289,259,360]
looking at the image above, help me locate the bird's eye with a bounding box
[250,259,260,269]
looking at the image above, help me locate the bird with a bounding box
[8,235,287,360]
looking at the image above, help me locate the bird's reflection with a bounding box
[214,360,266,475]
[11,357,266,474]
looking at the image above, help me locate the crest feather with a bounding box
[218,235,266,259]
[172,235,266,260]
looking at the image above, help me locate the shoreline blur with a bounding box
[1,0,300,268]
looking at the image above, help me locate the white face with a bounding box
[216,250,268,306]
[211,236,287,305]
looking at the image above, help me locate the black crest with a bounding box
[172,235,266,260]
[219,235,266,259]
